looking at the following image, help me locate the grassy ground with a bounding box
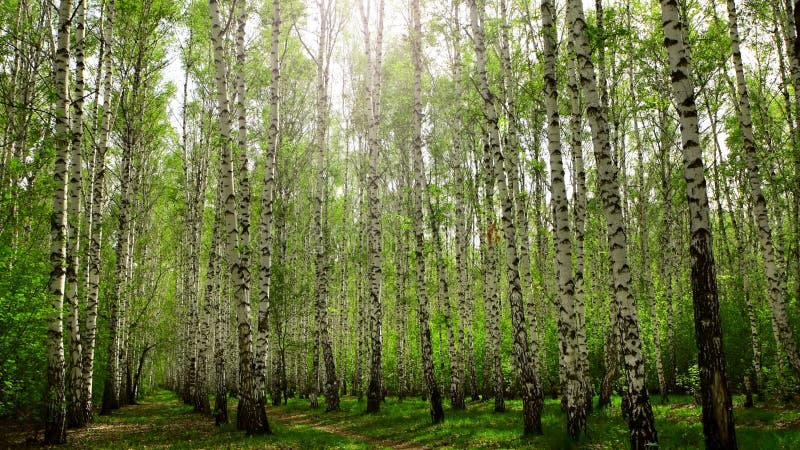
[4,390,799,448]
[267,393,800,449]
[17,391,370,449]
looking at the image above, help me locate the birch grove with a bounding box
[7,0,800,447]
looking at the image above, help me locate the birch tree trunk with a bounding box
[193,203,210,414]
[311,0,340,412]
[480,154,503,411]
[567,0,657,446]
[566,35,591,414]
[396,234,409,399]
[185,97,210,414]
[272,211,289,405]
[498,0,543,399]
[208,0,270,434]
[468,5,503,413]
[231,0,270,419]
[430,187,460,408]
[395,138,411,401]
[660,0,737,447]
[209,200,227,424]
[410,0,444,423]
[449,0,468,409]
[82,0,115,422]
[231,0,261,418]
[542,0,584,437]
[210,201,229,424]
[469,0,543,434]
[65,0,87,428]
[181,31,211,414]
[256,0,281,410]
[363,0,384,415]
[717,141,762,393]
[181,82,201,411]
[45,0,72,443]
[655,106,679,393]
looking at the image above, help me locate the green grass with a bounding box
[268,393,800,449]
[51,390,370,449]
[49,390,800,449]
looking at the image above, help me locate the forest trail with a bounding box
[267,407,429,450]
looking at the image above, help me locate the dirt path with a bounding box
[268,410,429,450]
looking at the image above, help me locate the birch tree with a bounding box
[448,0,467,410]
[310,0,340,412]
[65,0,87,428]
[660,0,737,446]
[44,0,73,443]
[255,0,281,410]
[566,30,591,415]
[410,0,444,424]
[362,0,384,415]
[566,0,657,446]
[542,0,584,437]
[82,0,116,424]
[208,0,269,434]
[469,0,543,435]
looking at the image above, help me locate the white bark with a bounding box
[660,0,737,446]
[82,0,115,422]
[45,0,72,443]
[65,0,86,428]
[363,0,384,414]
[542,0,585,437]
[208,0,269,433]
[567,0,657,445]
[469,0,542,434]
[410,0,444,423]
[256,0,281,405]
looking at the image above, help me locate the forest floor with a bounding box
[3,389,800,449]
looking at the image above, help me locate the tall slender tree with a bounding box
[45,0,73,443]
[82,0,116,424]
[660,0,737,447]
[542,0,585,437]
[65,0,87,428]
[256,0,282,409]
[447,0,467,410]
[469,0,543,435]
[566,0,657,446]
[566,28,591,414]
[363,0,384,415]
[311,0,340,412]
[410,0,444,424]
[210,203,228,425]
[208,0,269,434]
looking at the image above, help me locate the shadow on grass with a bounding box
[42,390,371,450]
[27,390,800,449]
[268,393,800,449]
